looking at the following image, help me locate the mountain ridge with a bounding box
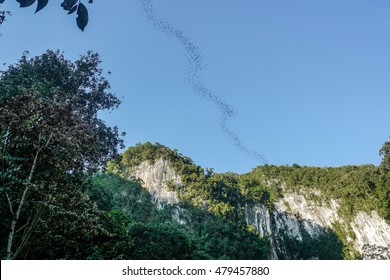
[105,142,390,259]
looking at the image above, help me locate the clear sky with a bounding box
[1,0,389,173]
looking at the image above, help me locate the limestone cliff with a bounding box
[127,158,390,260]
[129,158,181,208]
[248,194,390,259]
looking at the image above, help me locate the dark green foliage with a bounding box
[14,0,48,13]
[113,142,280,223]
[75,2,88,31]
[35,0,48,13]
[87,173,197,259]
[0,48,386,263]
[0,50,124,172]
[126,223,195,260]
[0,175,112,259]
[380,137,390,172]
[110,142,389,260]
[331,222,361,260]
[179,204,269,260]
[250,164,390,223]
[90,173,158,221]
[111,142,194,174]
[1,1,91,31]
[107,143,272,259]
[279,228,343,260]
[0,51,123,259]
[89,172,269,259]
[249,162,389,258]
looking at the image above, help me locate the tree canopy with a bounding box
[0,50,124,259]
[380,137,390,171]
[109,141,389,259]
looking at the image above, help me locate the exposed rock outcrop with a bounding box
[361,245,390,260]
[129,158,181,208]
[128,158,390,259]
[351,211,390,250]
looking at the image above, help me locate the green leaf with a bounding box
[35,0,48,14]
[68,5,77,15]
[76,3,88,31]
[17,0,36,8]
[61,0,78,11]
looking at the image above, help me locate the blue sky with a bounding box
[1,0,389,173]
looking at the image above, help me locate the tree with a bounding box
[379,137,390,171]
[0,0,92,31]
[126,223,196,260]
[0,50,124,259]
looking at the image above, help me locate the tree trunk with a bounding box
[4,144,41,260]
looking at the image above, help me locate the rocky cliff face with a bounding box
[129,158,181,208]
[261,197,389,259]
[128,158,390,259]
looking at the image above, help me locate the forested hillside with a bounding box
[106,142,390,259]
[1,51,389,260]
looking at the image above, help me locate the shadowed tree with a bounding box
[0,50,124,259]
[380,137,390,171]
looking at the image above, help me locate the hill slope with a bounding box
[103,142,390,259]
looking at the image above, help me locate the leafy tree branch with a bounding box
[0,0,92,30]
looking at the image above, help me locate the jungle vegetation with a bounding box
[1,51,388,260]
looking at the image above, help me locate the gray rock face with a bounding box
[351,211,390,250]
[128,158,181,208]
[129,158,390,259]
[274,193,340,229]
[246,192,390,259]
[245,195,335,259]
[245,204,278,259]
[361,245,390,260]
